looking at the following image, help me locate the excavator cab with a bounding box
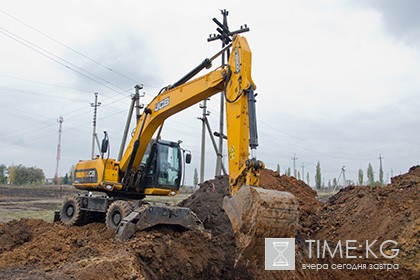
[139,139,186,193]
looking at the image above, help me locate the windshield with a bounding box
[157,144,180,187]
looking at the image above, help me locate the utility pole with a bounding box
[291,153,298,177]
[216,9,228,177]
[134,84,143,122]
[208,9,249,176]
[199,100,209,184]
[378,153,384,186]
[334,166,346,191]
[91,92,101,159]
[55,116,64,196]
[118,85,144,161]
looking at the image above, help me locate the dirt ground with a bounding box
[0,167,418,279]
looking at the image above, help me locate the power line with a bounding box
[0,26,130,98]
[0,9,162,91]
[207,96,366,162]
[0,92,130,146]
[2,89,137,148]
[0,106,130,149]
[0,73,92,93]
[0,9,142,86]
[0,85,84,102]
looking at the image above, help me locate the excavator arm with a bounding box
[119,35,263,196]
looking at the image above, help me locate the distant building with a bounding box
[45,178,54,184]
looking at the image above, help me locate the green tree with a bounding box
[8,165,45,185]
[0,164,7,184]
[358,169,364,185]
[286,167,291,176]
[297,171,301,180]
[328,179,331,189]
[367,163,374,186]
[333,178,337,189]
[62,174,69,185]
[68,165,76,184]
[315,161,321,189]
[193,168,198,187]
[276,164,280,174]
[306,172,310,185]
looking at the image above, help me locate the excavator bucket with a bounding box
[115,204,203,241]
[223,186,299,254]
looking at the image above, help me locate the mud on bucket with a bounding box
[222,186,299,251]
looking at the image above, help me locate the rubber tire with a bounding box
[60,195,84,226]
[106,200,132,230]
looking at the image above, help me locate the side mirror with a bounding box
[185,153,192,164]
[101,131,109,156]
[101,139,108,154]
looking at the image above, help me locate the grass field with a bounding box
[0,184,191,223]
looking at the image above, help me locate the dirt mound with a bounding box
[178,176,233,236]
[313,166,420,277]
[0,219,34,253]
[390,165,420,188]
[0,219,242,280]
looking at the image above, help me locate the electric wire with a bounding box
[0,73,92,93]
[0,27,130,98]
[0,92,132,145]
[205,101,365,161]
[0,9,160,91]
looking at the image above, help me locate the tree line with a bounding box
[0,164,77,185]
[0,164,45,185]
[276,161,385,189]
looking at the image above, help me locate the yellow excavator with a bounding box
[59,35,298,247]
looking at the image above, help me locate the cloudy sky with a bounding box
[0,0,419,186]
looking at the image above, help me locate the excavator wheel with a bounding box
[106,200,133,230]
[60,195,85,226]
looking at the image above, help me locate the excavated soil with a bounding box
[0,167,418,279]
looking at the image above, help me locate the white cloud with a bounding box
[0,1,418,186]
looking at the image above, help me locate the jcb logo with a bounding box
[75,168,98,183]
[235,50,241,74]
[155,97,170,112]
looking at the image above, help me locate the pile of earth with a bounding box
[313,165,420,277]
[0,167,418,279]
[0,219,240,280]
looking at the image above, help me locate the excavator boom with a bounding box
[118,35,298,247]
[69,35,298,248]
